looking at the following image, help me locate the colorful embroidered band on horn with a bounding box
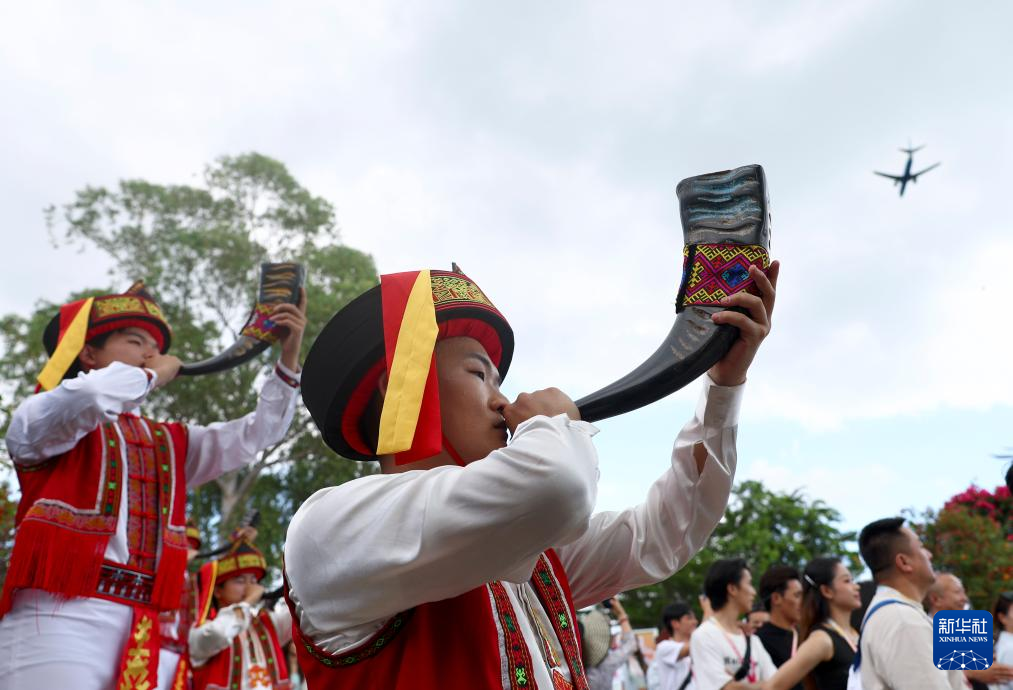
[676,243,770,312]
[37,297,95,391]
[377,270,441,463]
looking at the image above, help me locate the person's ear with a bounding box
[377,370,389,398]
[895,552,913,575]
[819,583,834,601]
[771,592,782,608]
[78,344,99,371]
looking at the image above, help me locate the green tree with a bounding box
[620,480,859,629]
[910,484,1012,611]
[0,153,378,581]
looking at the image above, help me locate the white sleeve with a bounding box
[690,625,735,690]
[270,600,294,647]
[656,639,682,668]
[184,362,300,489]
[189,603,252,666]
[556,377,741,608]
[4,362,155,464]
[284,413,599,639]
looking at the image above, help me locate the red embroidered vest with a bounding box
[288,550,589,690]
[192,609,291,690]
[1,414,190,615]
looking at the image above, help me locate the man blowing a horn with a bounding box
[0,283,307,690]
[285,262,778,689]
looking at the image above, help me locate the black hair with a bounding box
[993,591,1013,643]
[850,580,877,630]
[86,330,116,349]
[858,517,907,579]
[704,558,750,612]
[759,564,800,612]
[61,329,119,379]
[799,557,841,640]
[660,601,693,635]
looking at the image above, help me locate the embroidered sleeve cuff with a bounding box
[274,361,301,388]
[695,374,744,429]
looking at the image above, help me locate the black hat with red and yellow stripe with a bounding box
[302,267,513,464]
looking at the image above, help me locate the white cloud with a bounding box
[2,1,1012,529]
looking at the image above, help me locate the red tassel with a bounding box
[0,518,109,615]
[151,543,188,612]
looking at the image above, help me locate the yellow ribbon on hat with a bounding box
[376,270,439,455]
[36,297,95,392]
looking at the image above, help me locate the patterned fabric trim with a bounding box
[241,303,283,344]
[489,581,536,689]
[93,295,166,322]
[115,609,160,690]
[273,363,300,389]
[296,609,414,668]
[677,243,770,312]
[531,556,589,690]
[95,562,155,606]
[430,273,499,314]
[251,612,290,689]
[22,423,121,529]
[229,632,244,688]
[216,552,268,578]
[551,669,576,690]
[119,416,160,572]
[158,421,189,551]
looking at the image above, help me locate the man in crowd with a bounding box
[690,558,777,690]
[755,565,803,690]
[923,572,1013,689]
[856,517,963,690]
[652,601,698,690]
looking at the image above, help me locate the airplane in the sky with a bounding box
[874,144,941,196]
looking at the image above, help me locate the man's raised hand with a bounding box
[707,261,780,387]
[502,388,580,435]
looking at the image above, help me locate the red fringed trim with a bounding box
[0,519,110,616]
[151,543,188,612]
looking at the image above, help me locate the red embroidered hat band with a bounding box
[38,281,172,390]
[214,539,267,584]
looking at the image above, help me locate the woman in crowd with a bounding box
[765,557,861,690]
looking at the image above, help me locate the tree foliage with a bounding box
[910,484,1012,611]
[1,153,378,579]
[620,480,859,629]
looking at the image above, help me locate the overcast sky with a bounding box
[2,1,1011,539]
